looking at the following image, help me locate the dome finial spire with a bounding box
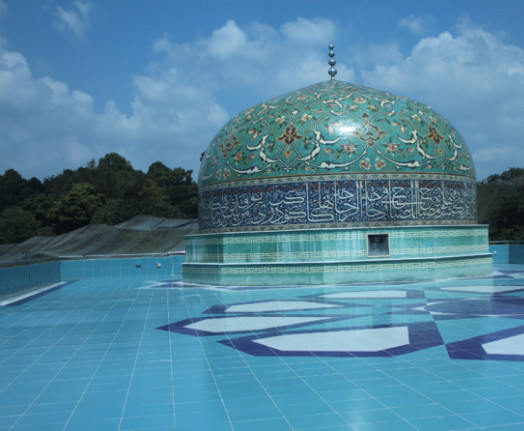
[328,41,337,80]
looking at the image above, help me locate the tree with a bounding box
[92,198,136,225]
[137,177,176,217]
[43,169,76,196]
[147,161,172,184]
[477,167,524,240]
[93,153,136,198]
[50,183,105,233]
[21,193,56,228]
[0,206,39,244]
[0,169,38,210]
[97,152,133,171]
[146,162,197,217]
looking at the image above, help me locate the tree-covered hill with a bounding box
[0,153,197,244]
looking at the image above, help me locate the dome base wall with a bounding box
[182,225,492,286]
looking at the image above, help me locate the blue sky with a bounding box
[1,1,523,181]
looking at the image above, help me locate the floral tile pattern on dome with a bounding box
[200,80,474,185]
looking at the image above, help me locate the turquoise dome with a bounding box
[200,80,474,184]
[198,80,477,232]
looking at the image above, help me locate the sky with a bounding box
[1,1,524,181]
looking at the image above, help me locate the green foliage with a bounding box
[21,193,56,227]
[92,199,136,225]
[0,206,40,244]
[477,167,524,240]
[50,183,105,234]
[146,162,197,217]
[0,169,41,210]
[0,153,198,244]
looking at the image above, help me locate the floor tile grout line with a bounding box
[186,284,449,428]
[60,282,142,430]
[209,287,424,428]
[0,304,77,368]
[318,337,524,428]
[183,292,236,431]
[389,354,524,423]
[313,283,524,426]
[6,286,122,431]
[0,309,44,346]
[316,330,501,428]
[391,319,524,420]
[197,268,524,429]
[278,356,364,430]
[320,355,473,430]
[0,284,111,393]
[234,350,297,430]
[165,289,177,428]
[117,288,154,431]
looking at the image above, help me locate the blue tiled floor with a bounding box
[1,265,524,430]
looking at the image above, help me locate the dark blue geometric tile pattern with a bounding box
[160,269,524,361]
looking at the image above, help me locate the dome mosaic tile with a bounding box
[200,80,474,183]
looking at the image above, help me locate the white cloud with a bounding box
[0,48,224,179]
[0,47,98,176]
[0,51,38,111]
[157,17,346,101]
[207,19,248,59]
[397,14,434,35]
[0,15,522,182]
[361,20,524,179]
[351,42,404,69]
[62,136,94,166]
[53,1,92,39]
[281,17,337,45]
[0,16,344,180]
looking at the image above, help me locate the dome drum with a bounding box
[198,172,477,233]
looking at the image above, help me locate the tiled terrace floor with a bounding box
[1,264,524,430]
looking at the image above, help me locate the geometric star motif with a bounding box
[157,271,524,361]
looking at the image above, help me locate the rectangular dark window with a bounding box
[367,234,390,257]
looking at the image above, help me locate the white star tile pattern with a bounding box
[225,300,339,313]
[253,326,410,352]
[321,290,408,299]
[185,316,331,333]
[482,333,524,355]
